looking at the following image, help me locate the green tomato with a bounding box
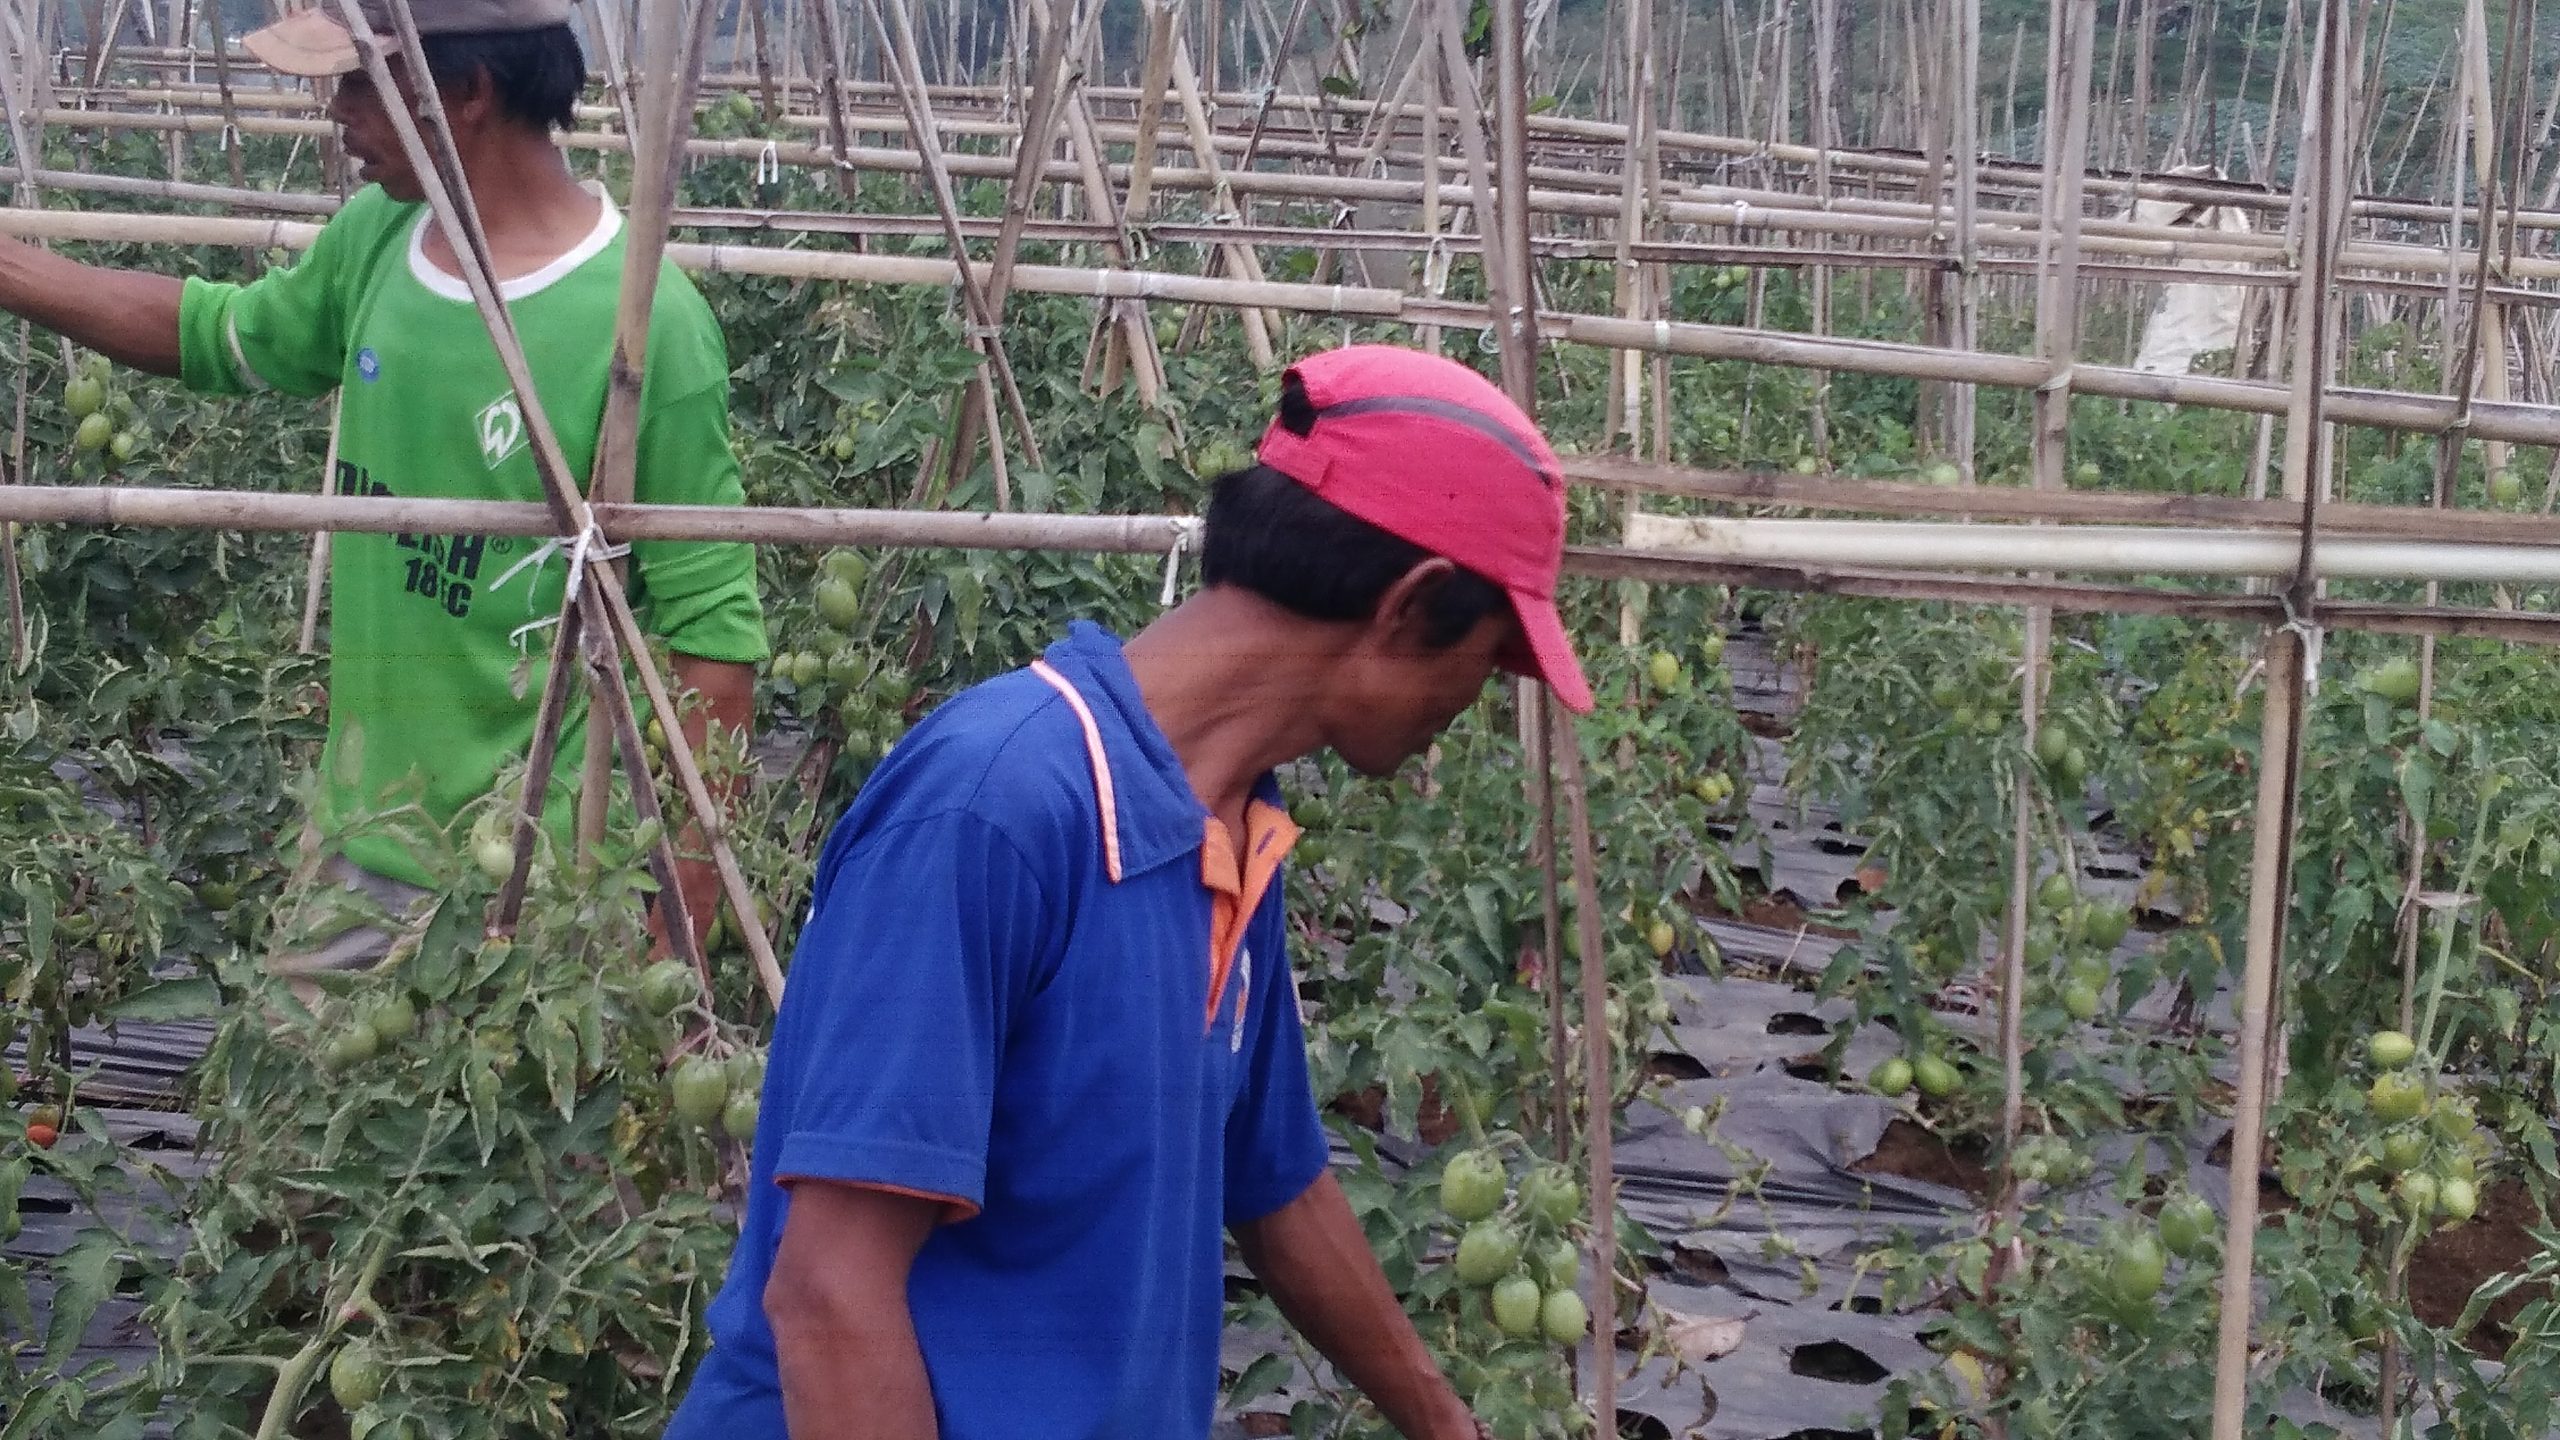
[830,433,856,462]
[108,429,140,464]
[2106,1230,2167,1307]
[1912,1053,1961,1099]
[2361,657,2423,706]
[2060,981,2102,1022]
[1490,1275,1544,1337]
[63,374,105,417]
[636,959,698,1017]
[1866,1057,1915,1095]
[1645,919,1677,958]
[2060,746,2090,788]
[73,412,112,453]
[2033,726,2071,769]
[2035,871,2078,914]
[2073,460,2103,485]
[2369,1071,2428,1125]
[2396,1172,2439,1221]
[328,1342,388,1409]
[1922,460,1962,486]
[722,1091,761,1142]
[1439,1149,1506,1223]
[1518,1164,1581,1226]
[2158,1193,2216,1259]
[79,352,111,385]
[323,1025,379,1071]
[1528,1238,1579,1290]
[820,548,869,589]
[1647,651,1681,689]
[827,645,868,687]
[2491,468,2524,505]
[815,576,863,630]
[670,1057,731,1128]
[2079,904,2132,950]
[2379,1127,2430,1174]
[1453,1221,1523,1287]
[2367,1030,2417,1068]
[1539,1287,1588,1345]
[1699,631,1725,666]
[2437,1176,2479,1224]
[367,995,418,1044]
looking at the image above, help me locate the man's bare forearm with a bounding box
[0,237,185,377]
[1234,1172,1479,1440]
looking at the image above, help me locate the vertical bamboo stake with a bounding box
[802,0,860,200]
[2211,4,2346,1435]
[1949,0,1980,479]
[577,0,715,855]
[1808,0,1836,465]
[1166,35,1277,365]
[295,403,343,654]
[1998,0,2097,1293]
[1416,32,1445,354]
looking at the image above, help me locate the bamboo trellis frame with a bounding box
[9,0,2560,1431]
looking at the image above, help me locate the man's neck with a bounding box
[424,133,601,282]
[1122,591,1338,832]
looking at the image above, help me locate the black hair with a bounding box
[1200,462,1511,647]
[418,25,586,133]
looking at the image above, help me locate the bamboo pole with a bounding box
[577,0,715,861]
[802,0,859,200]
[295,404,343,654]
[2210,1,2348,1433]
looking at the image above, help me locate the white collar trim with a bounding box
[404,180,622,303]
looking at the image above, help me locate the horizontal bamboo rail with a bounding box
[67,74,2560,236]
[10,205,2560,449]
[32,104,2560,287]
[4,483,2550,645]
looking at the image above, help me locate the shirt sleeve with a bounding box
[766,810,1053,1215]
[628,377,768,664]
[1223,917,1332,1225]
[177,207,364,398]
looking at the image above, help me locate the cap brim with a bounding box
[242,9,364,77]
[1506,590,1593,714]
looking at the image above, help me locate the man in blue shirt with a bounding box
[668,345,1593,1439]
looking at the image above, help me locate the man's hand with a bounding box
[766,1180,943,1439]
[0,235,186,376]
[656,653,756,958]
[1233,1172,1483,1440]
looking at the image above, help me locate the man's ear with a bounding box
[433,64,495,131]
[1366,558,1460,651]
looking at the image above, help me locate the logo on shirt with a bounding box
[355,347,381,383]
[476,393,528,470]
[343,461,485,620]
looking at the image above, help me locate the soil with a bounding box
[2407,1177,2547,1361]
[1689,887,1860,940]
[1849,1118,1996,1200]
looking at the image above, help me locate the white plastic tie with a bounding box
[221,123,239,150]
[2279,587,2325,697]
[1160,516,1205,608]
[1328,284,1345,315]
[756,140,780,185]
[490,519,628,620]
[1733,200,1751,228]
[1653,318,1671,349]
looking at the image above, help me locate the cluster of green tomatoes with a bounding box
[62,351,148,466]
[2357,1028,2485,1229]
[1437,1144,1591,1348]
[769,549,913,763]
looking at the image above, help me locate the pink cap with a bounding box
[1256,345,1591,713]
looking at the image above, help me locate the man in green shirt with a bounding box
[0,0,767,969]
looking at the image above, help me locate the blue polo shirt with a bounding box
[667,622,1333,1440]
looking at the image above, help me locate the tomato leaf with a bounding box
[97,977,218,1024]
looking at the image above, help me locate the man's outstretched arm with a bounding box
[1233,1171,1485,1440]
[0,235,185,376]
